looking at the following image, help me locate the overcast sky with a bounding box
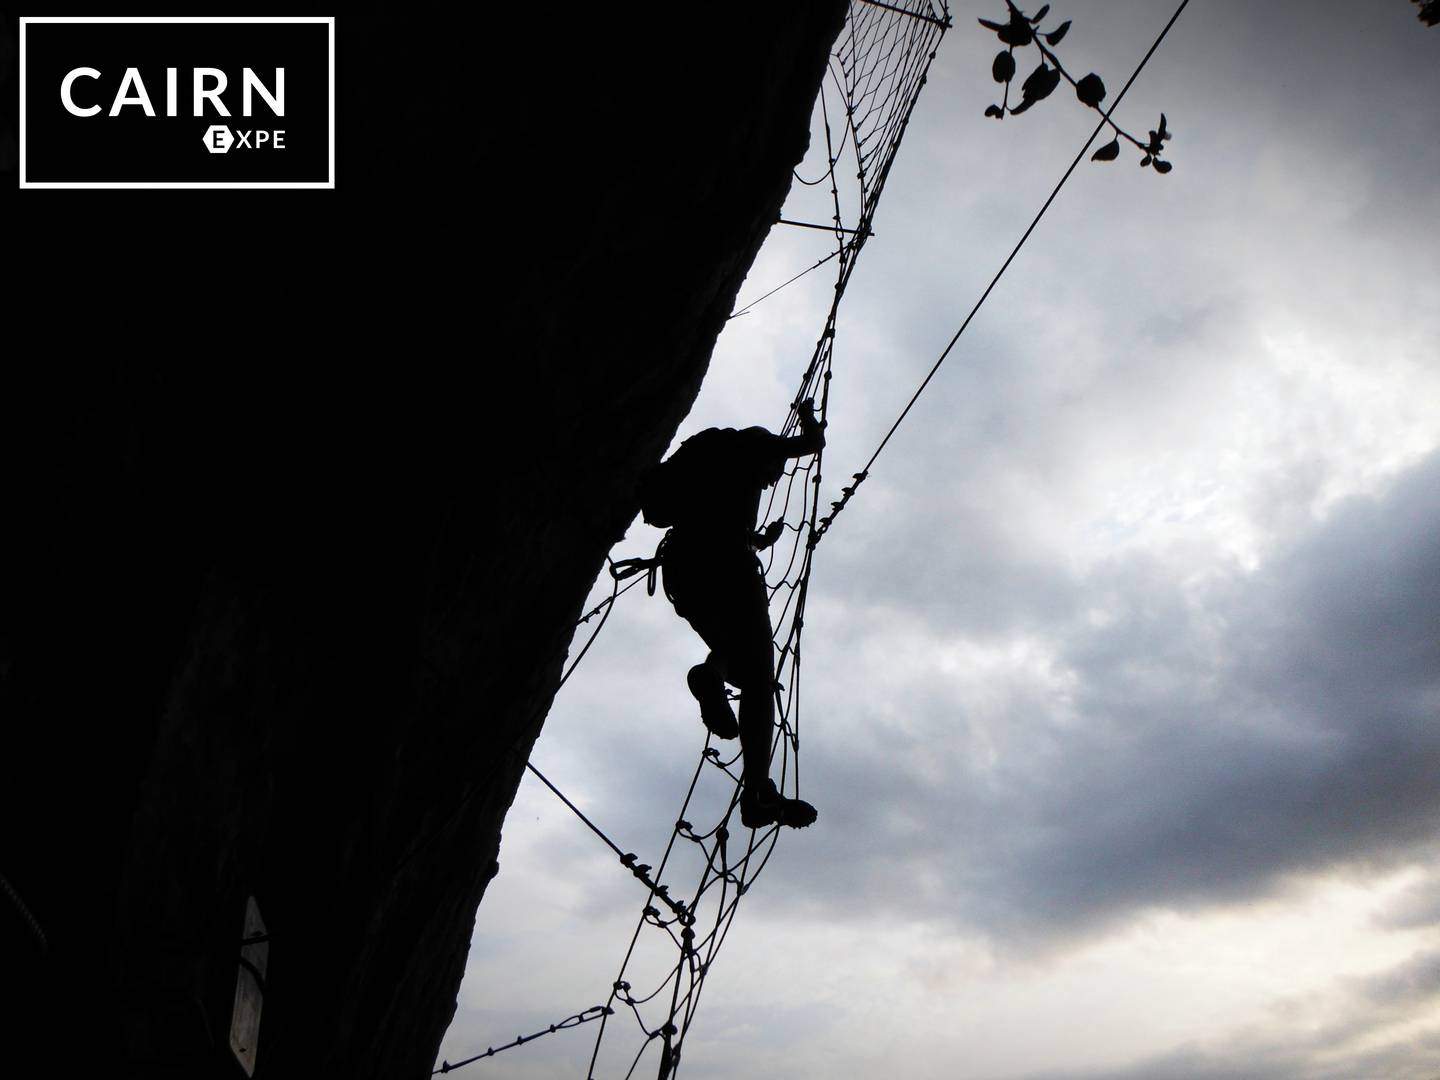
[438,3,1440,1077]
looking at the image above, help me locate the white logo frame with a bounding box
[18,15,335,189]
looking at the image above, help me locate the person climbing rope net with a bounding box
[638,400,826,829]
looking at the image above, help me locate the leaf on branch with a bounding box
[973,6,1176,179]
[1091,138,1120,161]
[1143,114,1173,155]
[1019,62,1061,105]
[998,17,1034,47]
[1076,72,1106,107]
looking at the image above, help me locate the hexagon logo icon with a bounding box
[202,125,234,154]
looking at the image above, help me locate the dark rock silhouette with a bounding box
[2,6,847,1077]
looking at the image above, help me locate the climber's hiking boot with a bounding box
[740,778,817,829]
[687,662,739,740]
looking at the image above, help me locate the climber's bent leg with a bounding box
[666,547,816,828]
[687,653,738,740]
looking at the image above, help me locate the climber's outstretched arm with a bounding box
[775,398,826,459]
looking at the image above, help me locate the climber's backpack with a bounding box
[638,427,735,528]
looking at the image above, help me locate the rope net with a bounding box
[439,3,948,1076]
[589,5,949,1077]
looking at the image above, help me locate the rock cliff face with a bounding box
[3,7,846,1077]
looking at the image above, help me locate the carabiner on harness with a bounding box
[610,533,670,596]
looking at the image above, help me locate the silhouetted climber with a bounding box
[638,402,826,829]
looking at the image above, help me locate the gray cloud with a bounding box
[1014,1031,1440,1080]
[1376,872,1440,931]
[1359,947,1440,1007]
[768,446,1440,949]
[1012,944,1440,1080]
